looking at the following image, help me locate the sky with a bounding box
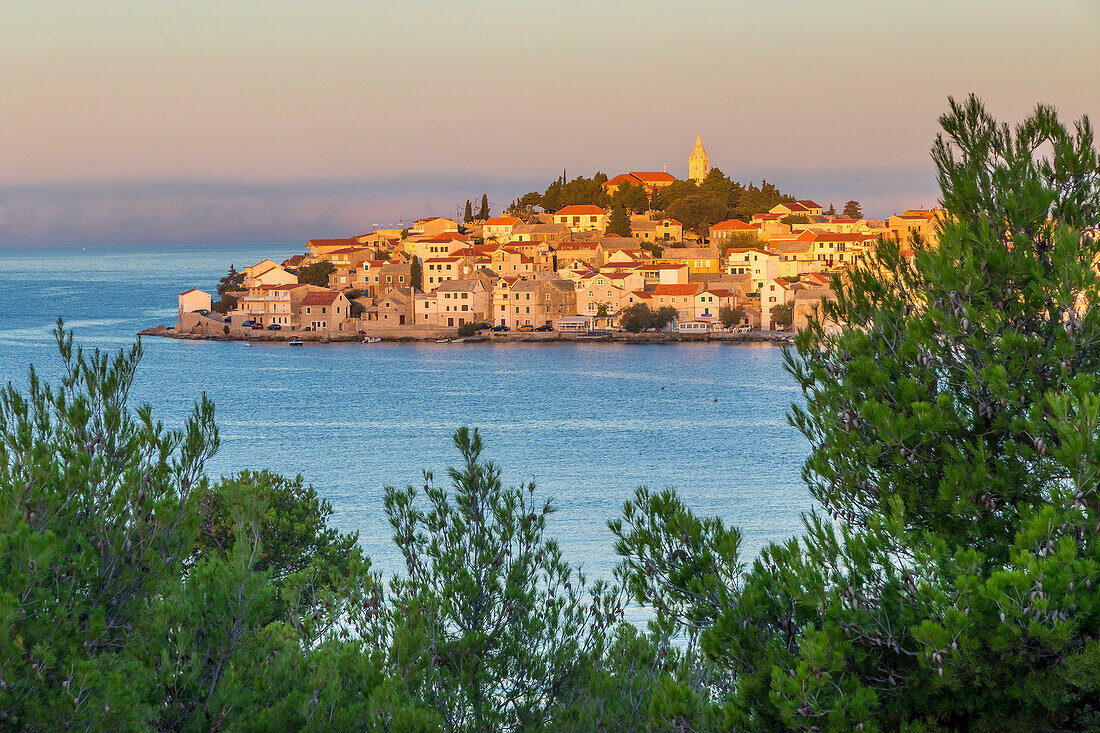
[1,0,1098,245]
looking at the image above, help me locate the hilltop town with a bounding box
[172,137,944,341]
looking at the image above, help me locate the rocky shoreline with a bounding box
[139,324,794,346]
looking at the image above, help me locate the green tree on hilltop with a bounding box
[606,206,632,237]
[666,193,727,237]
[612,180,650,214]
[843,199,863,218]
[463,200,473,223]
[478,194,490,220]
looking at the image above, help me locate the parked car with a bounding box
[477,322,493,330]
[534,324,553,332]
[266,323,281,330]
[490,325,509,332]
[518,324,534,332]
[241,320,256,327]
[250,322,264,330]
[192,308,211,316]
[732,325,752,334]
[223,316,232,323]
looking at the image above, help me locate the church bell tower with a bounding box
[688,133,709,183]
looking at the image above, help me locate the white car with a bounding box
[732,325,752,334]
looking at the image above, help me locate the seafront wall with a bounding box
[141,322,794,345]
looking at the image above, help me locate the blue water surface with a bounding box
[0,242,812,582]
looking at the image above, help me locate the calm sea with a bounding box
[0,242,812,583]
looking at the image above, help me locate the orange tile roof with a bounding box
[813,232,876,242]
[484,216,520,226]
[652,283,702,296]
[555,204,607,215]
[179,288,203,295]
[710,219,757,231]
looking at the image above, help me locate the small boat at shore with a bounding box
[363,337,381,343]
[320,338,330,344]
[243,342,253,347]
[288,338,304,346]
[435,338,451,343]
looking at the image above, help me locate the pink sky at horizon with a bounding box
[1,0,1097,244]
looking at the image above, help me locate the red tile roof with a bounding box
[631,171,676,183]
[484,216,520,226]
[179,288,203,295]
[604,173,643,187]
[301,291,342,306]
[797,200,822,209]
[419,232,470,243]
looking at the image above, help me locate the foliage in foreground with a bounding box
[3,96,1100,731]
